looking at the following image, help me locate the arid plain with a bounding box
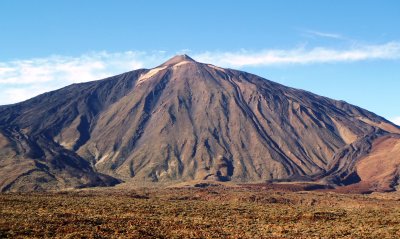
[2,184,400,238]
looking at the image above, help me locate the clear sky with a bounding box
[0,0,399,124]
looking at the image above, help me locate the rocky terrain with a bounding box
[0,55,399,192]
[2,187,400,238]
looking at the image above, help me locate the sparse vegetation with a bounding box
[1,186,400,238]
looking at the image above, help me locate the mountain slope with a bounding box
[1,55,399,192]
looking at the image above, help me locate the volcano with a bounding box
[1,55,399,192]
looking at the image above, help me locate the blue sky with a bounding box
[0,0,399,124]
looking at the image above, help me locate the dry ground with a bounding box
[1,185,400,238]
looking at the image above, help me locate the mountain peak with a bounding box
[161,54,196,66]
[1,55,400,193]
